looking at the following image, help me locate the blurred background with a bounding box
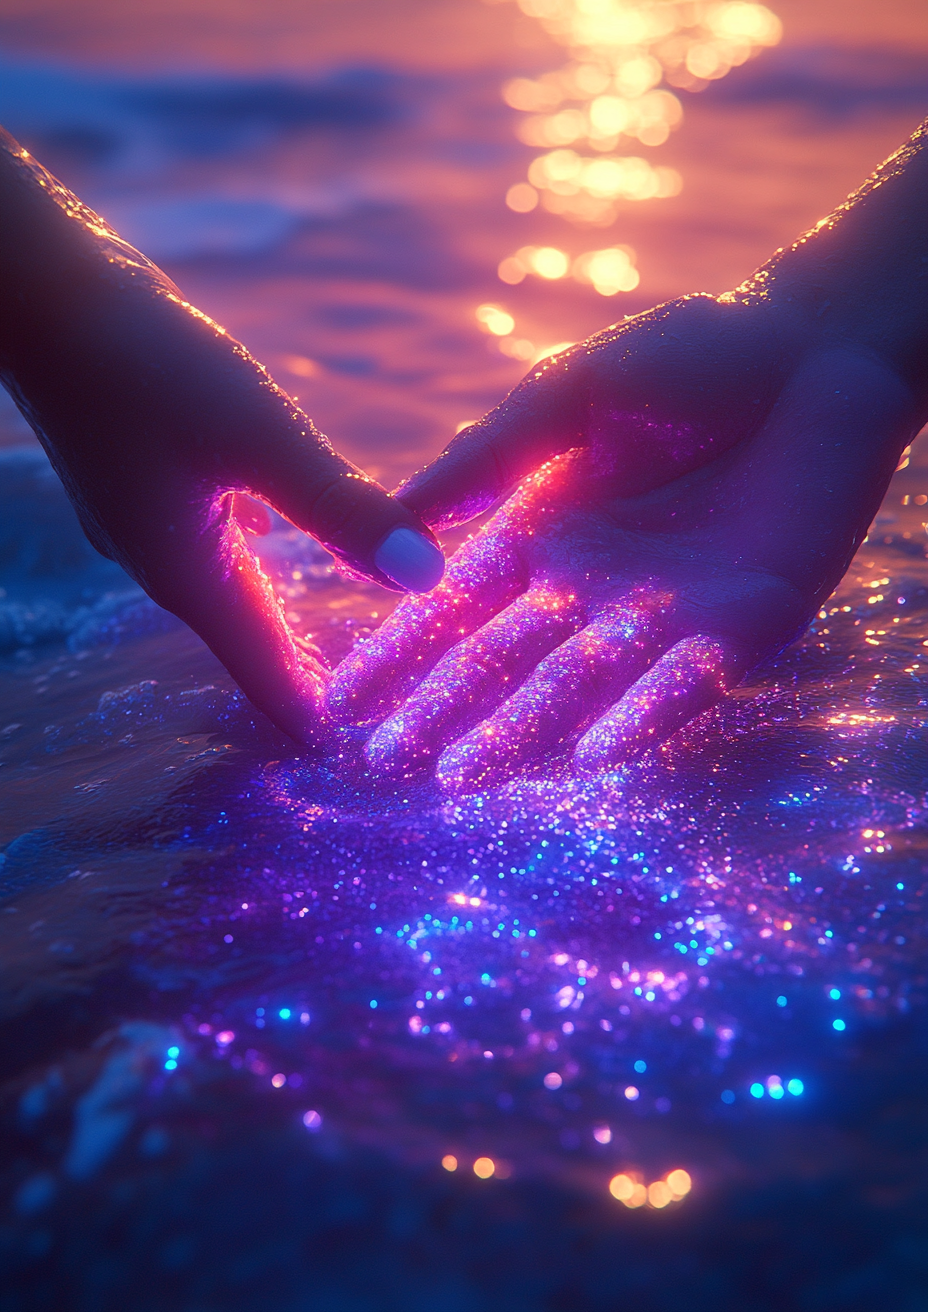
[2,0,927,488]
[0,4,926,1310]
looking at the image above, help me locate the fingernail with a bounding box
[374,528,444,593]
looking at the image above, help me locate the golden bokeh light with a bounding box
[499,0,782,249]
[505,182,539,212]
[473,1157,496,1179]
[666,1168,692,1197]
[610,1167,693,1208]
[442,1154,458,1172]
[475,303,516,335]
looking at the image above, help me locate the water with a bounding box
[0,6,927,1308]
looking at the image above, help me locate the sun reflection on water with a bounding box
[493,0,782,278]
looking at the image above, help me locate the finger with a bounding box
[326,530,527,727]
[364,590,582,777]
[435,608,662,793]
[144,500,330,749]
[396,347,587,530]
[575,636,741,772]
[247,419,444,593]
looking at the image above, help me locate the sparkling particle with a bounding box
[302,1110,322,1131]
[543,1072,563,1090]
[473,1157,495,1179]
[442,1154,458,1172]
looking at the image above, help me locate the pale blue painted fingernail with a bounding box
[374,527,444,592]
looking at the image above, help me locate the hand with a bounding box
[0,130,444,748]
[330,124,928,784]
[328,345,916,789]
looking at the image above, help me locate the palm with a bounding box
[329,346,914,789]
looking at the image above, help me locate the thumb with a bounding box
[252,430,445,595]
[396,348,587,530]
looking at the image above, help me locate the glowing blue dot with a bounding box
[829,988,841,1000]
[166,1046,180,1058]
[832,1018,846,1031]
[896,883,904,891]
[279,1008,291,1020]
[369,1000,378,1009]
[633,1060,647,1074]
[481,973,491,985]
[653,932,662,940]
[768,1082,784,1100]
[721,1089,735,1104]
[750,1083,765,1098]
[776,996,787,1007]
[164,1059,177,1071]
[375,927,382,934]
[578,977,587,986]
[787,1079,804,1096]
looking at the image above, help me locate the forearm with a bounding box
[0,127,280,475]
[739,118,928,413]
[0,125,177,352]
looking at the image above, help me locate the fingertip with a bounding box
[435,736,500,795]
[363,714,428,779]
[373,527,444,593]
[574,716,652,773]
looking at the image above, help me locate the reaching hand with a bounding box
[0,129,443,748]
[330,124,928,785]
[329,344,916,789]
